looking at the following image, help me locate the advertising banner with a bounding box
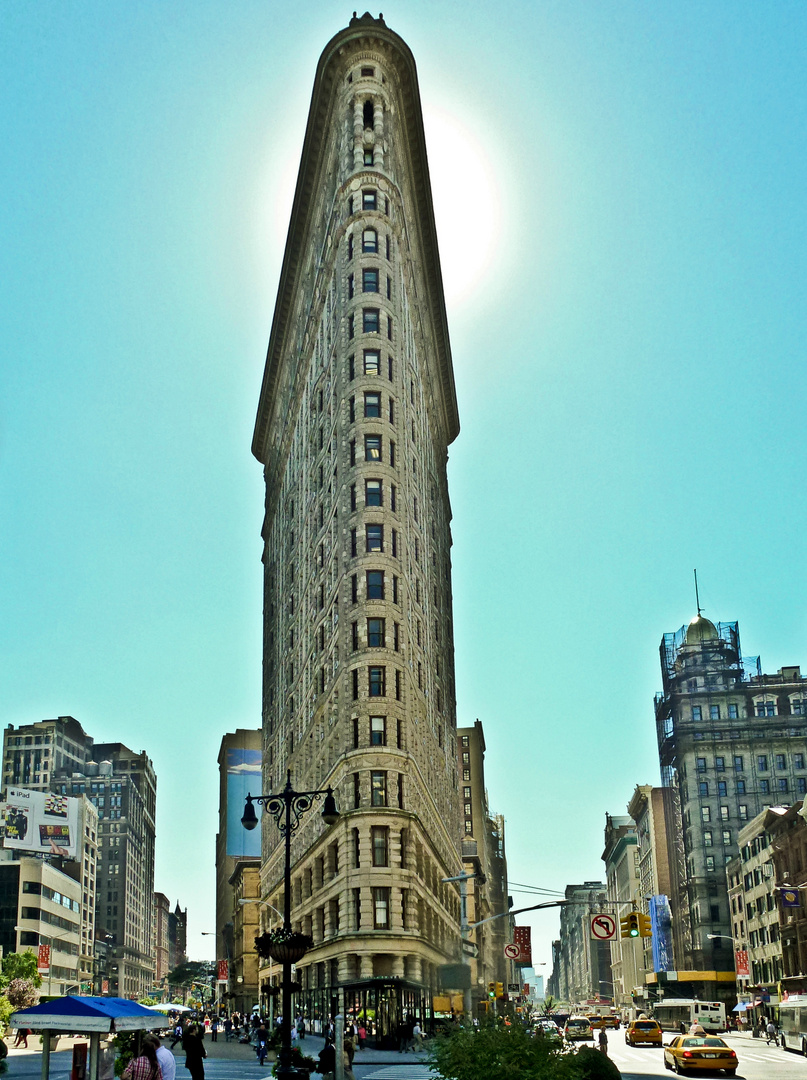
[3,788,79,857]
[226,749,262,858]
[781,888,801,908]
[217,960,229,983]
[38,944,51,973]
[649,894,673,973]
[512,925,532,964]
[735,949,750,977]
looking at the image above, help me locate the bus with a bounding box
[777,995,807,1054]
[652,999,726,1033]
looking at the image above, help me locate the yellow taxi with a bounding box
[625,1018,663,1046]
[662,1034,738,1075]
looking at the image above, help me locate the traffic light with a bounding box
[620,912,640,938]
[621,912,640,938]
[639,912,652,938]
[488,982,496,999]
[495,982,504,999]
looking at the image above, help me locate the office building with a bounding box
[3,717,157,999]
[601,813,640,1013]
[550,882,613,1004]
[655,613,807,1001]
[251,13,462,1036]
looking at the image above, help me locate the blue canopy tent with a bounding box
[11,997,164,1080]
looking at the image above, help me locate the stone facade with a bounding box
[252,14,462,1001]
[602,813,640,1012]
[551,882,612,1004]
[767,802,807,993]
[655,614,807,998]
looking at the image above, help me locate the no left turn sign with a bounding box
[590,913,617,941]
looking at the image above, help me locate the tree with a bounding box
[0,953,42,990]
[5,979,39,1010]
[428,1021,623,1080]
[542,995,557,1018]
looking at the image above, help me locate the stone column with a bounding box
[353,98,364,171]
[373,101,384,169]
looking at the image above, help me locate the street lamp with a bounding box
[242,769,339,1080]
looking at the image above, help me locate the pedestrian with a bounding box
[766,1019,777,1045]
[182,1024,207,1080]
[144,1034,176,1080]
[170,1022,184,1050]
[13,1028,29,1048]
[357,1023,366,1050]
[223,1018,232,1042]
[317,1039,336,1080]
[412,1021,422,1050]
[255,1023,269,1066]
[210,1018,218,1043]
[343,1038,356,1080]
[598,1028,608,1055]
[296,1016,305,1041]
[122,1039,162,1080]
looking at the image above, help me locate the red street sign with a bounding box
[37,944,51,973]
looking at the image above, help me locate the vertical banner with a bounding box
[735,950,749,977]
[649,895,673,973]
[513,925,532,964]
[38,944,51,973]
[217,960,229,983]
[102,979,109,995]
[226,749,262,858]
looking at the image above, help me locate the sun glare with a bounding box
[423,107,502,306]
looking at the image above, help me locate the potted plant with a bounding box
[254,929,313,964]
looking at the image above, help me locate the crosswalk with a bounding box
[364,1067,436,1080]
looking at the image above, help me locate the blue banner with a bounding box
[650,894,673,972]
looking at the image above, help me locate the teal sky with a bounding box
[2,2,806,973]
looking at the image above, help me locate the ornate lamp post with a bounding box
[242,769,339,1080]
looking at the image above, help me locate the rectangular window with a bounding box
[370,716,386,746]
[718,781,727,797]
[348,235,354,260]
[715,756,725,771]
[348,274,354,299]
[722,830,732,847]
[760,779,770,794]
[348,355,356,382]
[710,704,720,720]
[364,349,380,375]
[758,755,768,771]
[366,524,383,552]
[703,830,713,847]
[391,529,398,558]
[373,886,389,928]
[386,275,392,300]
[352,668,359,701]
[371,826,388,867]
[366,570,384,600]
[363,308,380,334]
[795,753,805,769]
[350,484,357,511]
[364,391,381,417]
[778,778,789,792]
[390,484,397,511]
[371,771,387,806]
[720,805,729,820]
[392,575,399,604]
[705,856,715,872]
[354,887,361,930]
[387,315,393,340]
[776,754,786,770]
[696,757,707,772]
[362,228,378,253]
[389,440,395,466]
[353,772,361,809]
[739,805,748,820]
[729,704,738,718]
[362,190,377,210]
[351,573,358,603]
[362,267,379,292]
[348,314,354,339]
[798,778,807,794]
[737,779,746,794]
[350,439,356,465]
[389,397,395,423]
[365,479,382,506]
[699,781,709,796]
[692,706,702,721]
[351,622,358,651]
[701,806,711,823]
[367,618,385,648]
[395,669,401,700]
[369,666,385,697]
[350,528,357,557]
[734,755,744,772]
[365,434,382,461]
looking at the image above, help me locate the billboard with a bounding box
[226,748,262,858]
[649,894,673,972]
[2,788,79,857]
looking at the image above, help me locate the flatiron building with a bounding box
[252,13,462,1032]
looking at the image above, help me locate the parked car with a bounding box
[663,1034,737,1075]
[564,1017,594,1042]
[625,1018,663,1046]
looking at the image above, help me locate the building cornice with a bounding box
[252,16,459,465]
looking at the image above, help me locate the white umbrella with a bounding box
[145,1004,193,1013]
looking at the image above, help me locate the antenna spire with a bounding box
[694,569,702,616]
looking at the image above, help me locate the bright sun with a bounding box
[423,106,502,306]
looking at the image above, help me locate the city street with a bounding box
[7,1029,807,1080]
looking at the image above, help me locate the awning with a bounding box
[732,1003,751,1011]
[11,996,166,1033]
